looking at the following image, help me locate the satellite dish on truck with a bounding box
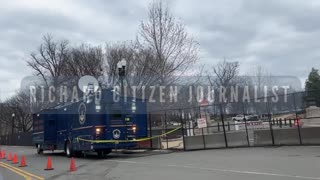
[78,75,99,94]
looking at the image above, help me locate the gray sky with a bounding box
[0,0,319,100]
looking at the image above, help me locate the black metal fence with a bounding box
[148,91,320,150]
[0,132,33,146]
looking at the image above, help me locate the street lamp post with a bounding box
[11,113,15,135]
[117,58,127,97]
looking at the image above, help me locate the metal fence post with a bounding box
[266,100,275,146]
[199,106,206,149]
[179,109,186,151]
[220,103,228,148]
[201,128,206,149]
[205,106,210,134]
[164,111,169,149]
[293,93,302,145]
[148,113,153,149]
[242,101,250,147]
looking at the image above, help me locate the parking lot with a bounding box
[1,146,320,180]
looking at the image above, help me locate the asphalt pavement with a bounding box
[0,167,24,180]
[0,146,320,180]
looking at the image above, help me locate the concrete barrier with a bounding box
[273,128,300,145]
[184,131,248,150]
[301,127,320,145]
[254,129,273,146]
[254,128,300,146]
[184,135,205,150]
[248,127,320,146]
[204,133,226,149]
[226,131,248,147]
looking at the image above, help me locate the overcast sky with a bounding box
[0,0,320,100]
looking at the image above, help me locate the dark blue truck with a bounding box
[32,89,148,157]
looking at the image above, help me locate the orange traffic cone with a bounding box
[19,155,27,167]
[69,157,76,172]
[12,154,18,164]
[7,152,12,161]
[0,150,3,159]
[44,157,54,170]
[2,150,5,159]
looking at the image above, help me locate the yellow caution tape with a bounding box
[76,126,182,144]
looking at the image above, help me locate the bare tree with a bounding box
[0,90,37,135]
[248,65,274,97]
[208,60,240,89]
[0,102,14,135]
[64,44,105,78]
[27,34,69,87]
[207,59,240,114]
[138,0,199,85]
[7,92,33,132]
[134,0,200,135]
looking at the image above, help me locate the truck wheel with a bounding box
[37,144,43,154]
[74,151,83,158]
[97,149,112,158]
[65,141,73,158]
[97,151,104,158]
[103,149,112,155]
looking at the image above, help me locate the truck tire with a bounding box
[103,149,112,155]
[97,151,104,158]
[65,141,73,158]
[97,149,112,158]
[74,151,83,158]
[37,144,43,154]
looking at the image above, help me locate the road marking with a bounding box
[0,162,44,180]
[0,163,30,180]
[111,160,320,180]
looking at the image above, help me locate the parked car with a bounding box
[232,114,259,121]
[246,115,259,121]
[232,115,248,121]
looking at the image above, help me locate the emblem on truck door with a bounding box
[78,103,87,125]
[112,129,121,139]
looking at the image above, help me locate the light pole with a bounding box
[117,58,127,97]
[117,58,127,140]
[11,113,15,135]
